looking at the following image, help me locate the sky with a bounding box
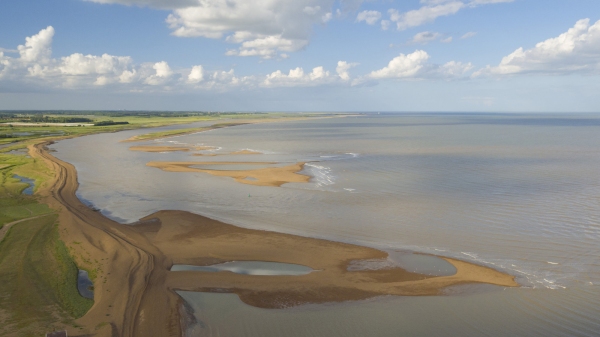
[1,0,599,112]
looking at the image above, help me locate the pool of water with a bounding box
[171,261,315,276]
[13,174,34,195]
[348,251,457,277]
[77,269,94,299]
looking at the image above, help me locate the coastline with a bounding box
[30,133,518,336]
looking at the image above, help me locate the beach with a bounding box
[30,128,519,336]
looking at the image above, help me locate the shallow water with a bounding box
[172,261,314,275]
[51,114,600,336]
[13,174,34,195]
[77,269,94,299]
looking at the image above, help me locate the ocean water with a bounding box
[51,114,600,336]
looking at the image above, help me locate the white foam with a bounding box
[305,163,335,187]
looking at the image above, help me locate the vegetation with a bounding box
[93,120,129,126]
[0,216,93,336]
[126,122,250,141]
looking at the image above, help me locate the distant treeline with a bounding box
[0,111,261,118]
[0,114,93,123]
[27,116,94,123]
[93,121,130,126]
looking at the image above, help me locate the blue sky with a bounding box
[1,0,599,112]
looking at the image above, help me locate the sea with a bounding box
[51,113,600,337]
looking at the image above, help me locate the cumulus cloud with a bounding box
[475,18,600,76]
[18,26,54,63]
[187,65,204,83]
[163,0,339,59]
[356,10,381,25]
[336,61,358,80]
[388,0,513,31]
[364,50,472,81]
[263,66,334,87]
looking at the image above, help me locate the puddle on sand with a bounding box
[77,269,94,299]
[171,261,314,276]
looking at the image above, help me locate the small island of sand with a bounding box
[146,161,309,186]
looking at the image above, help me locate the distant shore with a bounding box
[32,126,518,336]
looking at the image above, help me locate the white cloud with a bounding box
[364,50,472,81]
[441,36,453,43]
[356,10,382,25]
[389,2,464,31]
[263,66,335,87]
[461,31,477,39]
[411,31,443,44]
[188,65,204,83]
[145,61,173,85]
[336,61,358,80]
[476,18,600,76]
[163,0,342,59]
[388,0,513,31]
[368,50,430,79]
[381,20,391,30]
[58,53,132,76]
[18,26,54,63]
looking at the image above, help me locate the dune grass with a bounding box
[0,215,93,336]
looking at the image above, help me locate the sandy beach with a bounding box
[29,140,518,336]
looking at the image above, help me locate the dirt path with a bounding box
[0,213,54,243]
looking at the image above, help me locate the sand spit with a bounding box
[30,140,518,337]
[129,145,215,153]
[134,211,518,309]
[230,150,262,155]
[146,161,309,187]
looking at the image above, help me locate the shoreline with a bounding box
[31,131,518,336]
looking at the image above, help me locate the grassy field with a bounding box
[0,215,93,336]
[124,122,250,141]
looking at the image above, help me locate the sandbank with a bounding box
[146,161,309,187]
[129,145,214,153]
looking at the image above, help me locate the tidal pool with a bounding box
[77,269,94,299]
[171,261,314,276]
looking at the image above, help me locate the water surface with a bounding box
[51,114,600,336]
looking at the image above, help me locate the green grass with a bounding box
[0,215,93,336]
[127,122,250,141]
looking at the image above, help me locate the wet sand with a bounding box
[129,145,215,153]
[29,140,518,337]
[146,161,309,187]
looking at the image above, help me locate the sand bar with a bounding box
[129,145,215,153]
[147,161,309,187]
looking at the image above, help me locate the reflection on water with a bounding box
[77,269,94,299]
[178,286,600,337]
[51,114,600,336]
[172,261,314,275]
